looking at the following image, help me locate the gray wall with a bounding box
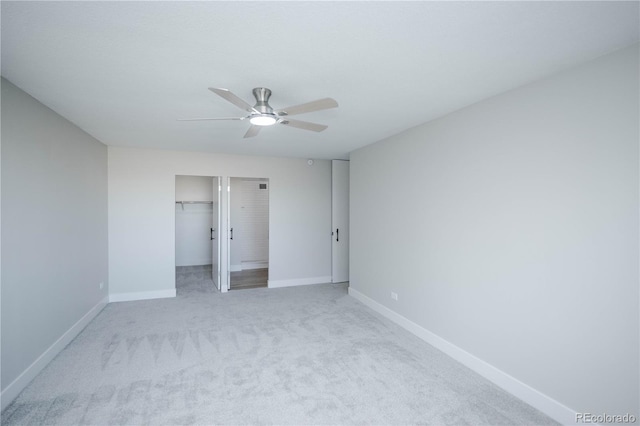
[1,79,108,393]
[350,44,639,416]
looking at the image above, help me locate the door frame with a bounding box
[212,176,222,290]
[174,174,224,292]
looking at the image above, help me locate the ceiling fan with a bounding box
[179,87,339,138]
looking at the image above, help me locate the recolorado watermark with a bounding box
[576,413,637,424]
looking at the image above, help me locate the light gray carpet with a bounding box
[2,268,557,425]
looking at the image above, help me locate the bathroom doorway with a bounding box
[228,177,269,290]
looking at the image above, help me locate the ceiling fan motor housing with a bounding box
[252,87,275,114]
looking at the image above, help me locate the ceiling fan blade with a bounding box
[243,125,262,138]
[208,88,258,113]
[280,119,328,132]
[177,117,244,121]
[275,98,338,116]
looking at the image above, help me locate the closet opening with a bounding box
[228,177,269,290]
[175,175,221,295]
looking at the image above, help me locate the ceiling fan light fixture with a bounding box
[183,87,338,137]
[250,115,277,126]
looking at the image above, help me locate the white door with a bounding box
[226,177,232,291]
[211,177,221,289]
[332,160,349,283]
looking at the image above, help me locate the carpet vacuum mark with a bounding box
[2,272,557,425]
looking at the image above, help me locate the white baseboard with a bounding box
[348,287,576,425]
[241,261,268,270]
[109,289,176,303]
[268,276,332,289]
[1,296,108,411]
[230,262,268,272]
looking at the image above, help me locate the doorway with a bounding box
[175,175,221,294]
[228,177,269,290]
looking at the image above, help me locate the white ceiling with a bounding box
[2,1,638,160]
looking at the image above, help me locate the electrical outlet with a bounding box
[391,292,398,301]
[99,282,104,290]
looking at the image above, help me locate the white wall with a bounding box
[1,78,108,407]
[350,44,639,421]
[175,175,214,202]
[175,175,214,267]
[108,148,331,297]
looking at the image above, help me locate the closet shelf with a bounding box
[176,201,214,210]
